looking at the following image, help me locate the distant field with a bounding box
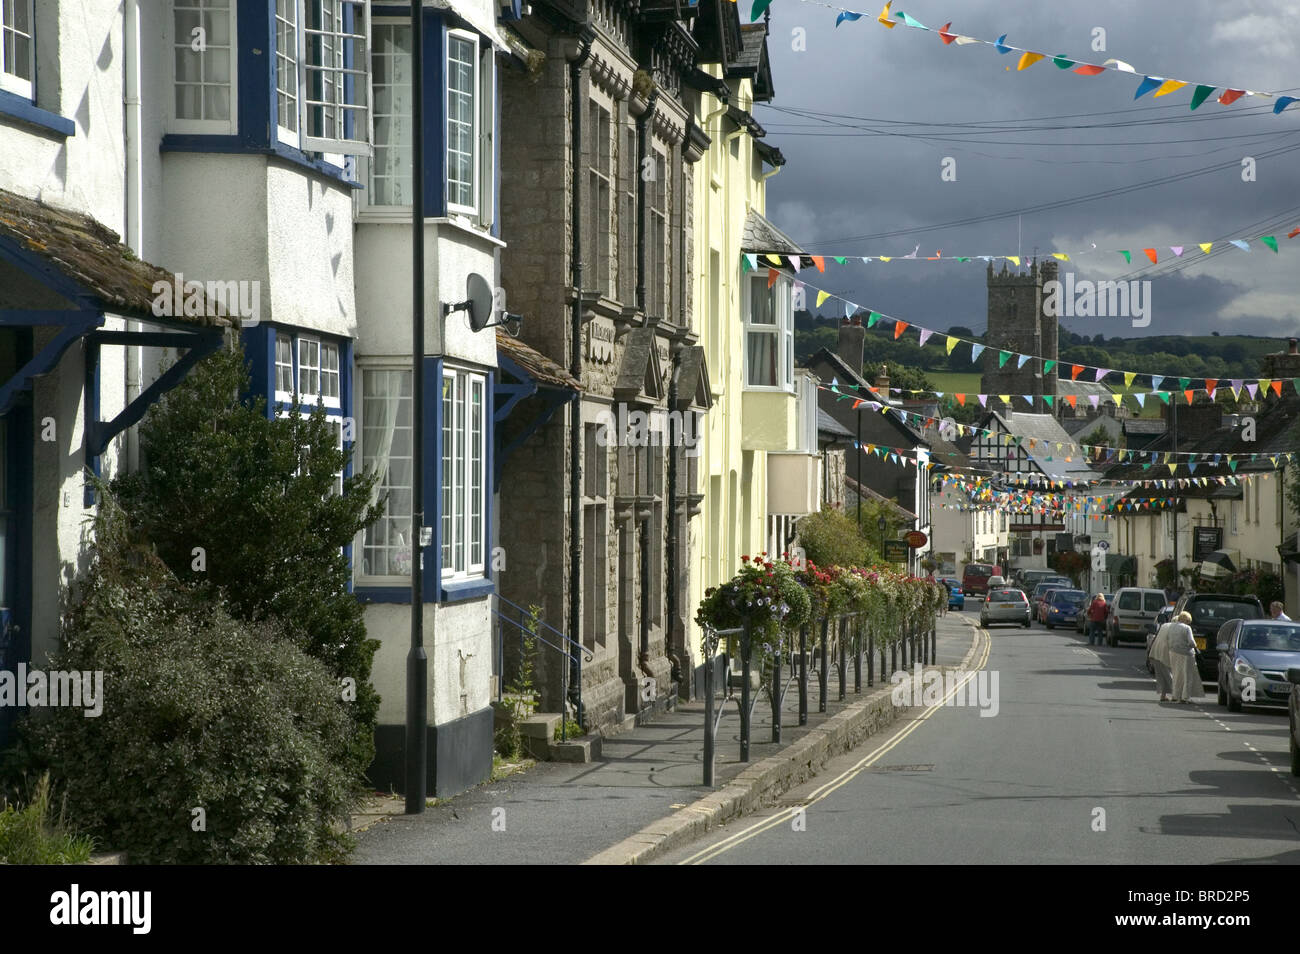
[926,372,982,394]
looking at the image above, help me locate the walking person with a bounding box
[1149,618,1174,702]
[1167,611,1204,703]
[1085,593,1108,646]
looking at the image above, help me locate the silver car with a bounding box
[1216,619,1300,711]
[981,588,1032,628]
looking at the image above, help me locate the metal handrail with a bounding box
[496,592,589,657]
[492,609,592,664]
[492,601,591,743]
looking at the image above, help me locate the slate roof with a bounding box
[496,329,580,391]
[976,411,1098,481]
[817,407,853,439]
[808,347,927,448]
[0,186,226,325]
[741,209,803,255]
[734,23,765,72]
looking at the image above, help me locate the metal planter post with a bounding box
[798,623,808,725]
[818,616,829,713]
[838,616,848,701]
[891,627,898,676]
[867,628,875,687]
[771,629,782,744]
[703,628,716,787]
[931,619,937,665]
[740,617,752,762]
[853,618,862,693]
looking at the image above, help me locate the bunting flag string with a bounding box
[852,435,1286,487]
[826,384,1300,466]
[773,270,1300,393]
[744,233,1293,269]
[781,0,1300,115]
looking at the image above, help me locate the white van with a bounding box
[1106,587,1167,646]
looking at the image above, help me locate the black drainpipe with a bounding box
[636,88,659,675]
[568,27,595,721]
[666,132,690,690]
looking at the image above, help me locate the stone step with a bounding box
[518,713,561,740]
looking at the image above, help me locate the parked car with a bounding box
[1106,587,1167,646]
[980,588,1032,628]
[1289,667,1300,776]
[1014,568,1060,592]
[1077,593,1112,635]
[1041,589,1086,629]
[962,563,1002,597]
[1215,619,1300,711]
[1029,579,1071,620]
[1174,593,1266,681]
[940,578,965,610]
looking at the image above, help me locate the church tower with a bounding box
[981,259,1059,416]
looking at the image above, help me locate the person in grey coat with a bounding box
[1149,620,1174,701]
[1168,611,1204,703]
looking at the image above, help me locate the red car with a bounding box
[962,563,1002,597]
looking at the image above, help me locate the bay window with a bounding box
[744,272,794,391]
[446,30,478,213]
[170,0,237,132]
[0,0,33,99]
[367,17,413,207]
[441,367,487,579]
[274,0,371,155]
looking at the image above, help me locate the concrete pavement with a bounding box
[351,611,978,865]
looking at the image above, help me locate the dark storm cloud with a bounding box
[756,0,1300,338]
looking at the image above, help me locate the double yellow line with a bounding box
[678,627,992,865]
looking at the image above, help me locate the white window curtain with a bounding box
[361,369,411,578]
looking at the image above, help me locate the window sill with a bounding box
[354,584,414,603]
[0,89,75,138]
[440,577,495,603]
[160,135,362,189]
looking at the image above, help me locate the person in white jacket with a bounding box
[1149,620,1174,701]
[1167,611,1204,703]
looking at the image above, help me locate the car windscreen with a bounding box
[1142,592,1166,612]
[1052,590,1085,605]
[965,566,992,578]
[1238,625,1300,652]
[1190,600,1262,626]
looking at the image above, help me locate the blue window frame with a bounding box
[351,356,494,604]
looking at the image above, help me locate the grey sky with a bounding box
[756,0,1300,339]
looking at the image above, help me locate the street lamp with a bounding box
[878,513,887,561]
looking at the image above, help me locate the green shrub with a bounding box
[795,507,874,568]
[0,774,95,864]
[29,491,357,864]
[111,342,382,781]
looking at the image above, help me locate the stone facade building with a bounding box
[982,260,1059,416]
[497,0,705,729]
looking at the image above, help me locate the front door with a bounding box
[0,329,33,746]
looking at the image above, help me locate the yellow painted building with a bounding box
[685,10,810,686]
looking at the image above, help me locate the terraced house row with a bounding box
[0,0,831,796]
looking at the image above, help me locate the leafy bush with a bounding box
[29,490,357,864]
[112,343,381,781]
[795,507,874,568]
[0,774,94,864]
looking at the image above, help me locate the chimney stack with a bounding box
[874,362,890,396]
[837,316,865,375]
[1260,335,1300,383]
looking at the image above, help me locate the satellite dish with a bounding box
[465,273,495,333]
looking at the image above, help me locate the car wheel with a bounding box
[1217,682,1226,707]
[1291,734,1300,778]
[1227,690,1242,713]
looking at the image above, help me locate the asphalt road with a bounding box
[656,608,1300,865]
